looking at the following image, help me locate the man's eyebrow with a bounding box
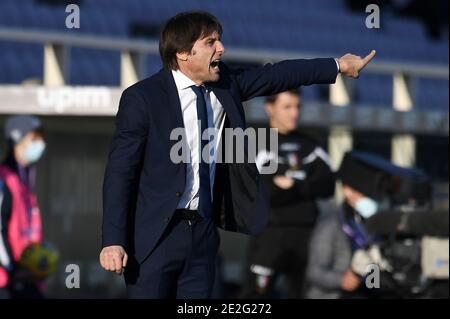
[204,35,218,41]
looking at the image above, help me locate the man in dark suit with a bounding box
[99,11,376,299]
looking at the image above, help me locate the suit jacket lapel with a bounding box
[159,69,185,130]
[210,86,243,129]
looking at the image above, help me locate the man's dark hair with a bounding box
[159,11,223,70]
[265,88,302,104]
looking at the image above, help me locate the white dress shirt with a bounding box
[172,70,226,210]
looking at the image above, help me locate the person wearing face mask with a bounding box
[304,151,392,299]
[0,115,45,299]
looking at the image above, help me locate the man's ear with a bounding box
[176,51,189,62]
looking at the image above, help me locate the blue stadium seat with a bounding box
[354,74,393,108]
[69,48,121,86]
[146,54,163,76]
[0,0,447,112]
[416,78,449,111]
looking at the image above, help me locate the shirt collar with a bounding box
[171,69,198,91]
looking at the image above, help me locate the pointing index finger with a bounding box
[362,50,376,67]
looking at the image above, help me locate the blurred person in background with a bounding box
[0,115,46,299]
[304,151,392,299]
[241,89,335,298]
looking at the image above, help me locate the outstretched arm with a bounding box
[234,58,338,101]
[233,50,376,101]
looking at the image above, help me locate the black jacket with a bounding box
[256,130,335,226]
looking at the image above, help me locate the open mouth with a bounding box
[210,59,221,70]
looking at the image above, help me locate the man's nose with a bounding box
[217,41,225,54]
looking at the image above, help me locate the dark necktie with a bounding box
[191,85,213,219]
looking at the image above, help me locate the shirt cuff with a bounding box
[334,58,340,73]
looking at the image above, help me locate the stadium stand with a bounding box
[0,0,448,111]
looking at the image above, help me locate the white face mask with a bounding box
[354,197,379,219]
[23,140,46,164]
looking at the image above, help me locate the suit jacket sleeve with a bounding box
[102,88,149,248]
[306,216,347,290]
[233,58,338,101]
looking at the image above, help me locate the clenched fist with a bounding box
[99,245,128,275]
[337,50,376,78]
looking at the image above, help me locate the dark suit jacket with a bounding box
[102,58,338,263]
